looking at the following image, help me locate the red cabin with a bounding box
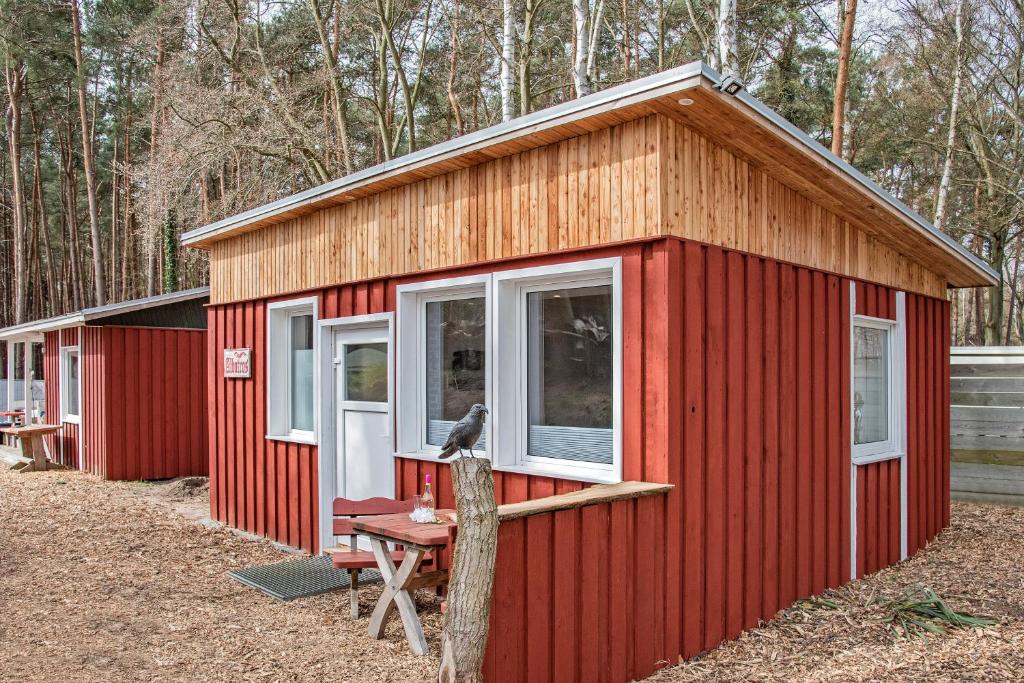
[0,288,209,480]
[182,62,994,680]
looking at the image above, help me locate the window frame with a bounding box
[267,296,319,445]
[492,257,622,484]
[60,346,81,425]
[395,274,492,461]
[850,309,906,465]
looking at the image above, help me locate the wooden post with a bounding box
[438,457,498,683]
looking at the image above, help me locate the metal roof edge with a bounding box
[0,313,84,339]
[80,287,211,321]
[180,62,710,247]
[0,287,210,339]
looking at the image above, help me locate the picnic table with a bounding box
[0,424,65,473]
[351,509,457,655]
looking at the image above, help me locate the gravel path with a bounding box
[0,469,439,682]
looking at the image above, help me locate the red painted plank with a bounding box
[761,260,780,618]
[744,256,764,629]
[777,264,798,606]
[724,251,745,640]
[552,509,579,683]
[811,271,828,594]
[621,247,644,482]
[703,245,726,650]
[795,268,813,596]
[525,514,554,683]
[681,241,705,658]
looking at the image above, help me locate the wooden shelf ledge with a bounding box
[496,481,673,522]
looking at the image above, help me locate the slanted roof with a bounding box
[180,61,996,289]
[0,287,210,341]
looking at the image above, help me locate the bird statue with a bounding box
[438,404,489,459]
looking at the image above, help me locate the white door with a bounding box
[334,325,394,504]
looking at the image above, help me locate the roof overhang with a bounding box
[180,62,996,289]
[0,287,210,341]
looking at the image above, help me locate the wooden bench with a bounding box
[0,424,64,473]
[326,497,436,619]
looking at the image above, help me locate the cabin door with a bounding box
[333,324,395,505]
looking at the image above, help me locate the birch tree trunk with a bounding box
[717,0,738,76]
[500,0,515,120]
[933,0,964,231]
[831,0,858,157]
[71,0,106,306]
[572,0,591,96]
[437,457,498,683]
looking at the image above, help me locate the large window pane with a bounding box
[854,325,889,445]
[527,285,613,463]
[425,298,486,448]
[345,343,388,402]
[67,352,80,417]
[290,314,314,432]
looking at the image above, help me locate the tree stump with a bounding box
[438,457,498,683]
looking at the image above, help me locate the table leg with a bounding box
[31,437,47,472]
[367,538,429,656]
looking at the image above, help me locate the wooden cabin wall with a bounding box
[86,326,208,481]
[481,240,952,683]
[42,328,81,469]
[205,115,945,305]
[206,242,668,553]
[853,282,950,577]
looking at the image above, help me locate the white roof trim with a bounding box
[180,61,995,286]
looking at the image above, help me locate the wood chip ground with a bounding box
[2,469,1022,681]
[0,469,439,682]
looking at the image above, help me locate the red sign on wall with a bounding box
[224,348,252,378]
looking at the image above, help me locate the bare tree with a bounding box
[71,0,106,306]
[933,0,966,231]
[717,0,738,75]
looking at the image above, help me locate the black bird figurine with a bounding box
[438,404,489,459]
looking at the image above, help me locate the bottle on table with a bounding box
[421,474,435,520]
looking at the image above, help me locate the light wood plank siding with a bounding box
[208,114,946,304]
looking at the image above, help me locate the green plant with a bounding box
[884,587,996,637]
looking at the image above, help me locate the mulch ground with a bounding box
[0,469,439,682]
[651,501,1024,682]
[2,470,1022,682]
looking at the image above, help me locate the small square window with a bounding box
[344,343,388,403]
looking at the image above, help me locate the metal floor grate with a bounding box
[228,555,382,601]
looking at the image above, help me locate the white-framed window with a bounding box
[396,274,491,459]
[850,296,906,464]
[396,258,622,483]
[267,296,318,444]
[492,258,621,483]
[61,346,81,424]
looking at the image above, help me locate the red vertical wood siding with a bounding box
[204,236,951,679]
[852,284,948,578]
[42,329,81,468]
[91,326,208,481]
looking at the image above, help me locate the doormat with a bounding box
[228,555,382,601]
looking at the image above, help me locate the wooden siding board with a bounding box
[207,116,947,305]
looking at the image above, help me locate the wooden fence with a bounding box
[950,347,1024,504]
